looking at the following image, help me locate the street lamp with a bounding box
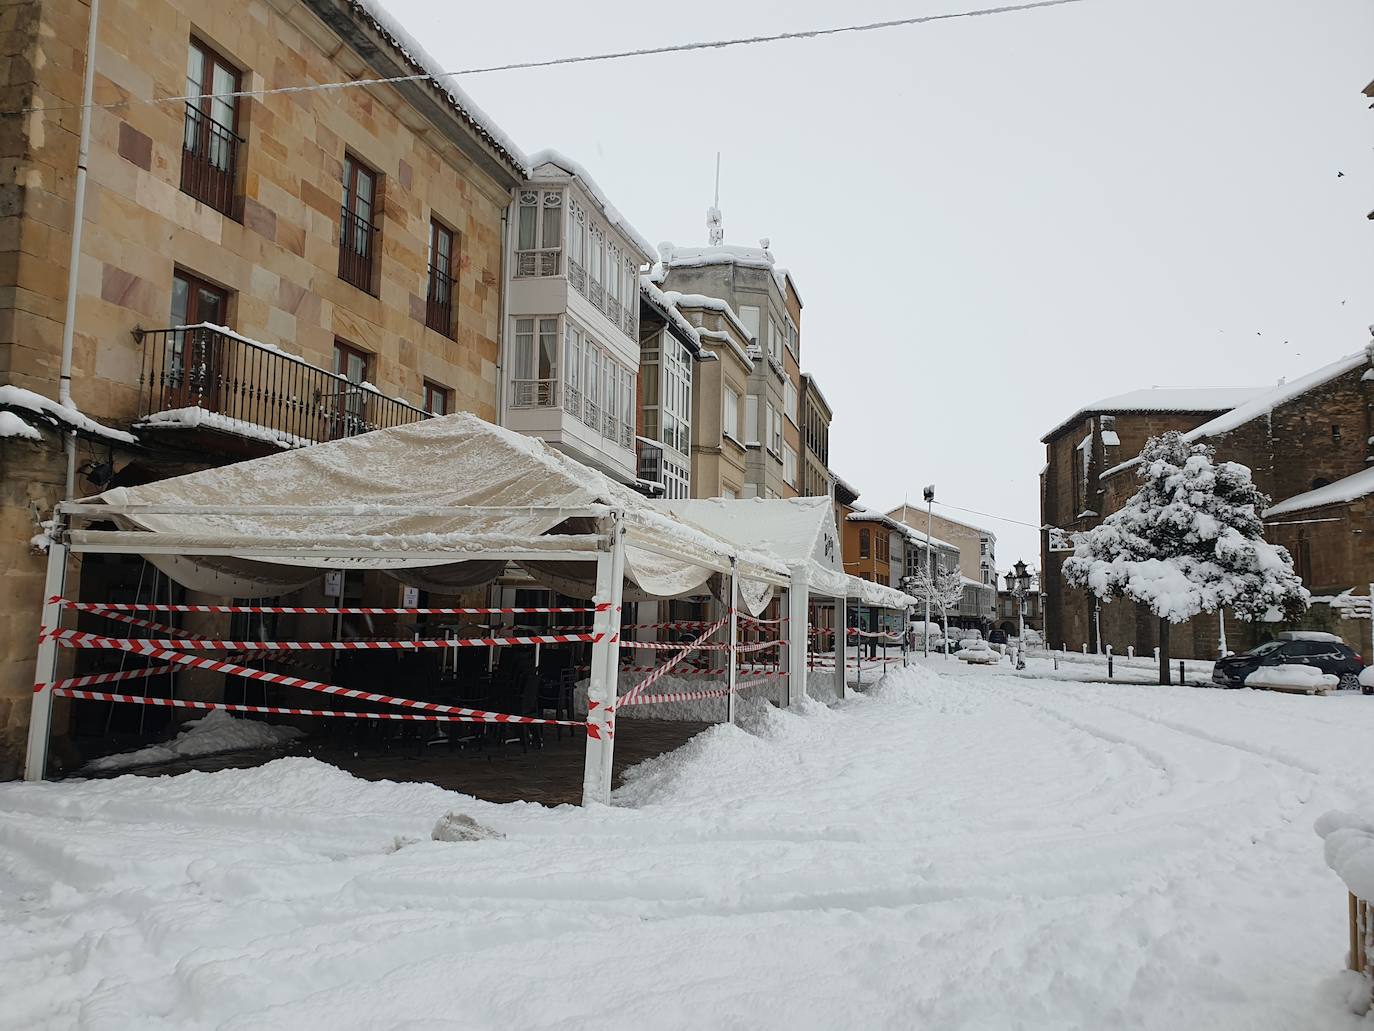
[1005,559,1032,669]
[922,484,934,658]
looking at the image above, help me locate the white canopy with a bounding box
[88,413,788,607]
[657,497,917,609]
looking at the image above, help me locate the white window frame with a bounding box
[784,379,798,426]
[783,443,798,487]
[738,305,761,344]
[744,395,760,447]
[723,385,740,444]
[515,189,562,277]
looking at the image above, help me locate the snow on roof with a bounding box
[1264,465,1374,518]
[800,372,830,414]
[832,473,860,502]
[0,385,136,444]
[1042,386,1265,442]
[347,0,527,177]
[657,243,804,307]
[1104,349,1372,481]
[638,277,701,356]
[528,149,654,260]
[657,289,755,350]
[0,410,41,441]
[847,508,956,551]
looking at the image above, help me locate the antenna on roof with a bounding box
[707,152,724,246]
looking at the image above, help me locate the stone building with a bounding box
[886,504,996,630]
[1042,347,1374,659]
[635,278,703,498]
[800,373,833,499]
[0,0,525,775]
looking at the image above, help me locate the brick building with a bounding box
[1042,347,1374,659]
[0,0,525,775]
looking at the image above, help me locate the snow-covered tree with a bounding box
[1063,432,1308,683]
[902,566,965,653]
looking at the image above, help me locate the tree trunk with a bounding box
[1158,617,1170,685]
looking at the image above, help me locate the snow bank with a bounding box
[0,385,136,444]
[1316,811,1374,901]
[136,407,313,449]
[1245,665,1337,692]
[83,711,304,772]
[0,410,42,440]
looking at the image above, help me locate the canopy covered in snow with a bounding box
[659,497,917,609]
[87,414,788,608]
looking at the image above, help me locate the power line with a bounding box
[10,0,1089,116]
[933,502,1044,531]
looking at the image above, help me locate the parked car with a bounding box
[987,629,1009,646]
[1211,632,1364,691]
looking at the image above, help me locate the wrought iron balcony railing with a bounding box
[136,324,428,446]
[338,206,378,293]
[425,263,455,338]
[181,104,242,218]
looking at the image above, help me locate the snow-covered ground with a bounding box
[2,662,1372,1029]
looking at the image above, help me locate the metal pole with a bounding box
[726,559,737,724]
[58,0,101,498]
[582,513,625,806]
[1217,607,1227,659]
[924,500,932,658]
[25,533,69,781]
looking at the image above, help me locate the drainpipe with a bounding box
[495,201,510,426]
[57,0,101,497]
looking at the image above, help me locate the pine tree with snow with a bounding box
[1062,431,1308,683]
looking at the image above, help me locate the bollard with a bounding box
[1053,650,1059,670]
[1153,647,1160,663]
[1179,660,1185,685]
[1082,643,1088,654]
[1108,652,1113,678]
[1127,646,1134,659]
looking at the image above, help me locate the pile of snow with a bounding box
[431,812,504,842]
[957,640,1000,664]
[1278,630,1345,644]
[0,410,42,440]
[1316,810,1374,901]
[136,407,313,449]
[0,384,137,444]
[1245,665,1337,693]
[83,711,304,772]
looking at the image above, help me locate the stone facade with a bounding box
[0,0,522,776]
[800,372,831,498]
[680,302,751,499]
[1042,357,1374,660]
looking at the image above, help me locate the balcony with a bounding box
[515,247,560,278]
[338,207,378,294]
[181,104,242,218]
[136,325,428,449]
[425,263,455,338]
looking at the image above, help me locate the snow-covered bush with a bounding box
[1064,432,1308,682]
[1244,665,1337,693]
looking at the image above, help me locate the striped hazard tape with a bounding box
[54,597,608,616]
[45,628,602,651]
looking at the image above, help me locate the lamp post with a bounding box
[1006,559,1031,670]
[922,484,934,658]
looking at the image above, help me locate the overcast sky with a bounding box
[390,0,1373,568]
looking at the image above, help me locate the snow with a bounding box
[1043,386,1265,441]
[1101,429,1121,446]
[1266,466,1374,517]
[0,410,41,440]
[655,288,756,346]
[638,276,702,354]
[136,407,313,449]
[1245,665,1338,691]
[4,664,1371,1028]
[347,0,528,175]
[82,711,304,772]
[1315,811,1374,902]
[529,149,654,259]
[846,507,956,551]
[1278,630,1345,644]
[0,385,137,444]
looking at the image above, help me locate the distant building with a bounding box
[800,373,833,498]
[636,279,704,498]
[887,504,996,631]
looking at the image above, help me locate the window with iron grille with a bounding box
[181,39,243,218]
[426,219,457,337]
[516,189,562,277]
[339,155,379,293]
[332,340,372,436]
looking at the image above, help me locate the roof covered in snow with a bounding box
[345,0,527,177]
[528,149,654,260]
[638,277,702,357]
[1041,386,1265,442]
[847,508,957,552]
[656,289,756,363]
[1264,465,1374,518]
[657,243,803,306]
[0,385,137,445]
[1103,348,1372,481]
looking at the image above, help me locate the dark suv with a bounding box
[987,629,1009,646]
[1211,635,1365,691]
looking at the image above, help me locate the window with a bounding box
[784,317,797,357]
[606,243,620,312]
[332,340,371,435]
[745,395,759,445]
[426,220,457,337]
[423,381,450,416]
[181,39,242,217]
[563,323,583,416]
[339,154,379,293]
[723,386,740,442]
[621,366,634,450]
[859,528,870,559]
[511,317,559,408]
[515,190,562,277]
[784,379,798,426]
[1332,424,1342,443]
[738,305,760,344]
[567,200,586,292]
[722,487,737,500]
[589,227,604,304]
[163,270,230,408]
[768,318,783,361]
[783,444,798,487]
[877,531,890,563]
[584,342,600,428]
[771,405,783,455]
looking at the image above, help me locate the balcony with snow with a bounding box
[135,324,428,456]
[503,151,654,483]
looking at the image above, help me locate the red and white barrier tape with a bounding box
[38,636,586,727]
[51,689,584,725]
[44,664,178,691]
[616,613,729,707]
[46,628,602,651]
[53,597,608,616]
[847,628,904,640]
